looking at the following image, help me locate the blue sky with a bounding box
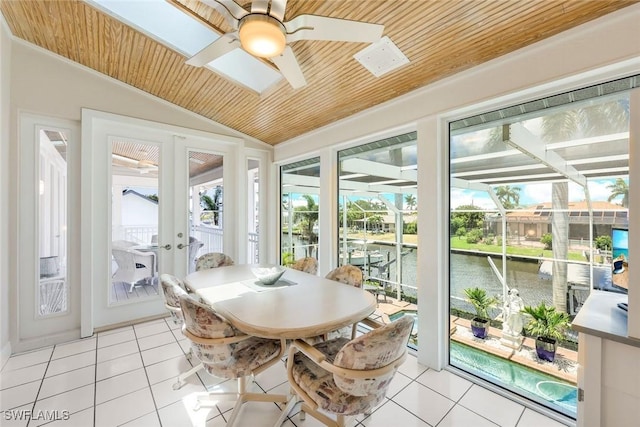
[450,177,628,210]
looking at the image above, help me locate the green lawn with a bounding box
[450,237,585,261]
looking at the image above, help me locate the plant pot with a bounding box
[470,317,489,339]
[535,336,557,362]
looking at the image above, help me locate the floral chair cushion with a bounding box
[291,317,413,415]
[291,257,318,275]
[333,316,414,396]
[290,339,383,416]
[195,252,235,271]
[159,274,188,308]
[159,274,191,324]
[325,265,363,288]
[179,294,281,379]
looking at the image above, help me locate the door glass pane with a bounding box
[110,140,160,303]
[280,158,320,265]
[38,129,68,317]
[338,133,418,347]
[189,150,224,272]
[449,91,630,419]
[248,159,260,263]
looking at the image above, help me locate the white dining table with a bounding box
[183,264,377,340]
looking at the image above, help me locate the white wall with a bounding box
[121,193,159,226]
[0,18,12,367]
[9,40,268,151]
[274,4,640,369]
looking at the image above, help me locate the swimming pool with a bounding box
[450,341,577,417]
[389,310,576,417]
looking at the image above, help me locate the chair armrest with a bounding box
[288,339,407,380]
[359,317,383,330]
[289,339,327,364]
[182,325,251,345]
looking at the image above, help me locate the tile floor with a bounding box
[0,317,571,427]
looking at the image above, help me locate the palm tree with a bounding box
[294,195,319,257]
[541,99,629,313]
[607,178,629,207]
[494,185,520,209]
[404,194,417,211]
[200,186,222,225]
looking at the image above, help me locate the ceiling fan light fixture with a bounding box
[239,14,286,58]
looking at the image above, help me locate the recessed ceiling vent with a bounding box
[354,36,409,77]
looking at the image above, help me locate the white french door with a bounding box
[81,110,242,334]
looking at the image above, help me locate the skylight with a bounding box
[87,0,282,93]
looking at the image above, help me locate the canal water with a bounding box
[284,235,592,315]
[367,243,559,314]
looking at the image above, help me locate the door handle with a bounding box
[177,243,186,250]
[161,244,172,250]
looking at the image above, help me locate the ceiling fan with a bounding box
[112,154,158,174]
[185,0,384,89]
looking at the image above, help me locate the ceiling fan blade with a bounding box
[251,0,269,14]
[201,0,247,27]
[271,46,307,89]
[268,0,287,21]
[186,33,241,67]
[285,15,383,43]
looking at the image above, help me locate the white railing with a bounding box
[114,225,158,244]
[193,225,224,255]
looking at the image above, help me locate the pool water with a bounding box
[389,310,577,418]
[450,341,577,417]
[389,310,418,335]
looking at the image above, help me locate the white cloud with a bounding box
[520,183,552,206]
[450,189,497,210]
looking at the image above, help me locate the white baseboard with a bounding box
[12,328,82,355]
[1,340,11,370]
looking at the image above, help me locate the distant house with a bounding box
[110,189,159,243]
[121,189,158,226]
[487,200,627,241]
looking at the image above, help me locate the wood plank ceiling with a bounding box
[1,0,636,145]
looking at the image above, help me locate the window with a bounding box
[338,133,418,346]
[280,158,320,265]
[449,84,631,418]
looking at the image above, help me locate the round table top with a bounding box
[184,264,377,339]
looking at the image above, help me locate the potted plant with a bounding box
[521,302,570,362]
[464,287,498,339]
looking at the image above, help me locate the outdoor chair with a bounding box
[195,252,234,271]
[290,257,318,275]
[158,273,203,390]
[286,316,414,427]
[179,294,291,427]
[111,244,156,293]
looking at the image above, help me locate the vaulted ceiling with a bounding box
[1,0,636,145]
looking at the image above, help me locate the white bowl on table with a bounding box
[251,265,286,286]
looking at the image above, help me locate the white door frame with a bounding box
[15,112,81,352]
[80,109,244,336]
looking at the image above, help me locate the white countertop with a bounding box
[572,290,640,348]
